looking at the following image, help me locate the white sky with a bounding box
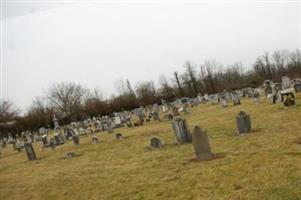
[1,0,301,113]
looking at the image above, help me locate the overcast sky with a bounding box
[1,0,300,113]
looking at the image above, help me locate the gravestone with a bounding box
[221,98,228,108]
[171,118,192,143]
[107,120,114,133]
[116,133,123,140]
[294,83,301,93]
[72,135,80,146]
[49,138,56,150]
[153,111,160,121]
[236,111,251,134]
[192,126,213,161]
[24,143,37,161]
[41,135,48,146]
[65,152,75,159]
[150,137,162,149]
[232,93,241,106]
[282,76,291,89]
[252,92,260,104]
[282,92,296,107]
[91,136,98,144]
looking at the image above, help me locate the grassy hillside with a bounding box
[1,94,301,200]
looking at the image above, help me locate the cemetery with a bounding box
[0,89,301,200]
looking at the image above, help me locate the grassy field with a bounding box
[1,94,301,200]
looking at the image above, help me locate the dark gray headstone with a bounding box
[116,133,123,140]
[150,137,162,149]
[295,83,301,93]
[24,143,37,161]
[41,135,48,146]
[72,135,80,146]
[171,118,192,143]
[236,111,251,134]
[192,126,213,161]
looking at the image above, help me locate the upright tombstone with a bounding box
[221,98,228,108]
[107,119,114,133]
[236,111,251,134]
[282,92,296,107]
[294,83,301,93]
[41,135,48,146]
[72,135,80,146]
[252,92,260,104]
[24,142,37,161]
[192,126,213,161]
[171,118,192,144]
[232,92,241,106]
[150,137,162,149]
[282,76,292,89]
[153,111,160,121]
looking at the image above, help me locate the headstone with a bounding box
[153,111,160,121]
[294,83,301,93]
[192,126,213,161]
[221,98,228,108]
[91,136,98,144]
[171,118,192,143]
[72,135,80,146]
[282,76,292,89]
[236,111,251,134]
[41,135,48,146]
[107,119,114,133]
[150,137,162,149]
[252,92,260,104]
[24,143,37,161]
[232,92,241,106]
[49,138,56,150]
[116,133,123,140]
[282,92,296,107]
[65,152,75,159]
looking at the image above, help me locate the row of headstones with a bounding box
[21,111,251,161]
[151,112,251,160]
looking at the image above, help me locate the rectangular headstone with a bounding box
[192,126,213,161]
[236,111,251,134]
[171,118,192,143]
[24,143,37,161]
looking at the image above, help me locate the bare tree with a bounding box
[184,61,198,96]
[173,71,184,97]
[0,99,19,123]
[47,82,88,121]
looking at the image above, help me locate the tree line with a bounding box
[0,49,300,135]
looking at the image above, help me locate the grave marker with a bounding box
[24,143,37,161]
[192,126,213,161]
[236,111,251,134]
[171,118,192,143]
[150,137,162,149]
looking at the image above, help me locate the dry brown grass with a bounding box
[1,94,301,200]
